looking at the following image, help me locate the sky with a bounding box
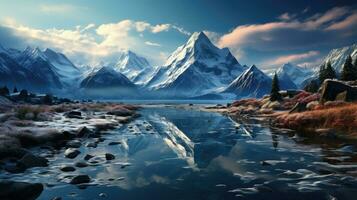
[0,0,356,70]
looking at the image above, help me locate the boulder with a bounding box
[64,148,80,159]
[66,111,82,119]
[320,80,357,103]
[83,154,94,161]
[75,162,88,168]
[77,126,91,137]
[70,175,91,184]
[0,180,43,200]
[60,165,76,172]
[18,153,48,168]
[105,153,115,160]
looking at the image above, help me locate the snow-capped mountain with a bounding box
[145,32,245,96]
[277,72,297,89]
[112,50,154,85]
[276,63,312,87]
[223,65,272,98]
[318,43,357,74]
[43,48,81,86]
[80,66,135,89]
[0,52,37,89]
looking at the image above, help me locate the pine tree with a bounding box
[352,57,357,80]
[319,62,337,84]
[13,86,18,93]
[270,73,282,101]
[325,61,336,80]
[341,55,355,81]
[318,64,326,84]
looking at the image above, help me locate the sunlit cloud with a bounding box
[266,51,320,67]
[145,41,161,47]
[0,18,189,66]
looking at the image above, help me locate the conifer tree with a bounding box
[319,62,336,83]
[341,55,355,81]
[270,73,281,101]
[13,86,18,93]
[325,61,336,80]
[318,64,326,84]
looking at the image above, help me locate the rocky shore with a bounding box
[205,79,357,140]
[0,97,139,200]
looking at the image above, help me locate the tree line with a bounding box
[271,55,357,100]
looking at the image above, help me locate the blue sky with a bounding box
[0,0,356,69]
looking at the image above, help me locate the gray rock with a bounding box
[105,153,115,160]
[64,148,80,159]
[84,154,94,161]
[66,111,82,119]
[18,153,49,168]
[60,165,76,172]
[75,162,88,168]
[70,175,91,184]
[108,141,121,146]
[320,80,357,103]
[0,180,43,200]
[77,126,91,137]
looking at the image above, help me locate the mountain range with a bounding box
[0,32,356,99]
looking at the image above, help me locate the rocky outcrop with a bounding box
[320,80,357,103]
[0,180,43,200]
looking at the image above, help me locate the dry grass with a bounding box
[275,102,357,134]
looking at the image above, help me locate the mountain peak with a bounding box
[186,31,214,49]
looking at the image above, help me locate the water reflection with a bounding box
[2,106,357,200]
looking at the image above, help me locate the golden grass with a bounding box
[276,102,357,134]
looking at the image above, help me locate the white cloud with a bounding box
[145,41,161,47]
[39,4,84,13]
[0,19,189,66]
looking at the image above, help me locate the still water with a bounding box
[4,106,357,200]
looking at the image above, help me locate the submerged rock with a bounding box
[18,153,49,168]
[64,148,80,159]
[84,154,94,161]
[60,165,76,172]
[105,153,115,160]
[0,180,43,200]
[70,175,91,184]
[75,162,88,168]
[77,126,91,138]
[108,141,121,146]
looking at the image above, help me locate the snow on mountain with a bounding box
[43,48,81,86]
[145,31,245,97]
[276,63,312,87]
[109,50,155,85]
[319,43,357,74]
[14,47,63,89]
[223,65,272,98]
[80,66,135,89]
[276,71,297,90]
